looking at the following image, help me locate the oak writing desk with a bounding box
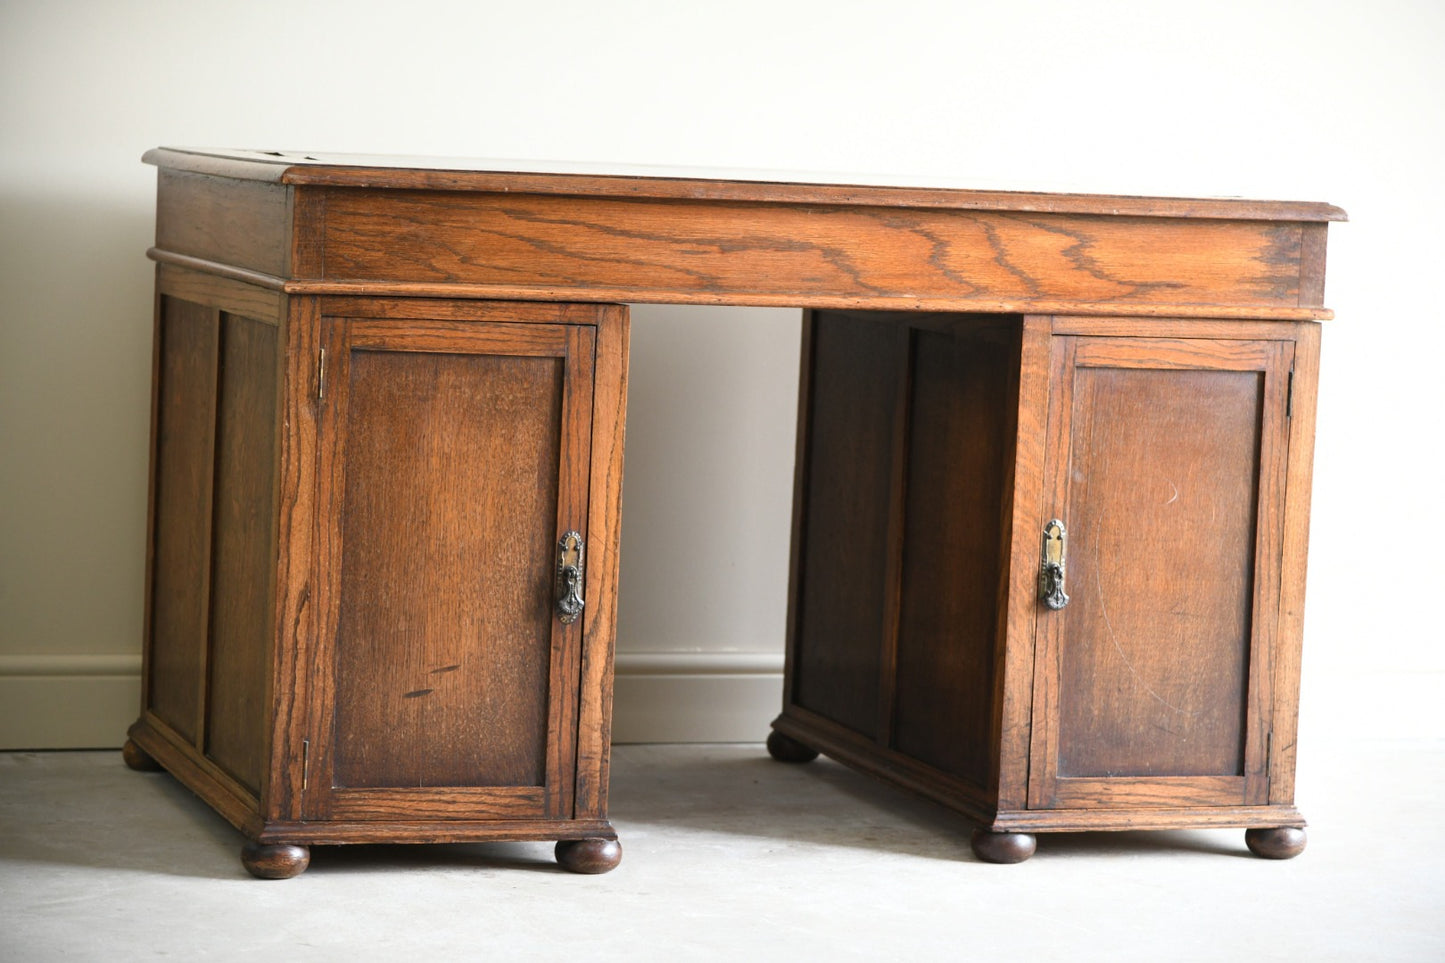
[124,148,1344,877]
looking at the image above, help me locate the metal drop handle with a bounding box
[1039,519,1069,610]
[556,531,585,623]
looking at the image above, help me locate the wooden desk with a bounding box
[124,148,1344,877]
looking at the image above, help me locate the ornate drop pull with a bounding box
[556,531,585,623]
[1039,519,1069,610]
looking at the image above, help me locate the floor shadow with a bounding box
[1,747,1255,879]
[0,752,249,880]
[0,753,581,879]
[606,747,1252,863]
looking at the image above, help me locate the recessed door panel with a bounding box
[1030,336,1292,810]
[310,316,595,820]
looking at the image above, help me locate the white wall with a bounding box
[2,0,1441,748]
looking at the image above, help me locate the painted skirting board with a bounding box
[0,652,785,750]
[610,652,784,744]
[0,656,143,750]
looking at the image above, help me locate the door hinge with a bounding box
[317,349,328,401]
[1286,369,1294,418]
[301,738,310,791]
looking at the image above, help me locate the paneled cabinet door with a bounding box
[1027,335,1294,811]
[304,316,596,823]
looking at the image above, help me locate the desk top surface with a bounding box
[145,147,1346,224]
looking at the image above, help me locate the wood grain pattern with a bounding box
[778,310,817,745]
[328,787,548,821]
[319,189,1319,314]
[1269,322,1320,805]
[145,148,1346,223]
[157,264,285,324]
[267,293,317,823]
[329,336,566,789]
[771,706,997,823]
[790,313,905,737]
[891,322,1014,788]
[147,296,218,743]
[573,304,629,820]
[133,154,1335,866]
[155,170,291,277]
[990,804,1305,833]
[555,837,622,874]
[1029,334,1293,810]
[780,313,1023,803]
[127,715,263,836]
[1061,365,1261,778]
[203,313,278,793]
[297,309,600,828]
[254,818,616,846]
[994,315,1055,812]
[240,841,309,879]
[276,281,1331,320]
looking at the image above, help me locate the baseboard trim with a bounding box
[0,651,784,749]
[5,654,1439,749]
[612,651,783,744]
[0,654,142,676]
[0,657,142,750]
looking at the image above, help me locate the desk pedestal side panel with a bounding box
[137,290,277,803]
[778,310,1018,815]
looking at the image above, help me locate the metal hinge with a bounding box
[301,738,310,791]
[1286,369,1294,418]
[317,349,328,401]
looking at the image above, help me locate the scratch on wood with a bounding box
[1093,511,1193,716]
[431,664,461,674]
[403,688,434,698]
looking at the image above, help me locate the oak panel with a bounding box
[147,296,218,742]
[155,170,291,277]
[204,313,278,794]
[144,148,1346,222]
[892,323,1015,787]
[1058,365,1263,778]
[791,313,907,737]
[331,347,565,789]
[320,190,1313,312]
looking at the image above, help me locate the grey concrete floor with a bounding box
[1,740,1441,961]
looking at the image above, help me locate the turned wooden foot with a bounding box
[555,838,622,874]
[121,738,163,772]
[241,841,311,879]
[1245,827,1307,859]
[766,730,820,763]
[971,828,1037,864]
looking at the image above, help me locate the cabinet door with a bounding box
[1028,336,1293,810]
[306,316,595,822]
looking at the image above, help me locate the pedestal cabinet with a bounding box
[769,311,1316,861]
[127,284,628,878]
[127,148,1340,874]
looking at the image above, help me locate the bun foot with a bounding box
[1245,827,1307,859]
[971,828,1037,864]
[121,738,163,772]
[555,838,622,874]
[241,841,310,879]
[766,730,820,763]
